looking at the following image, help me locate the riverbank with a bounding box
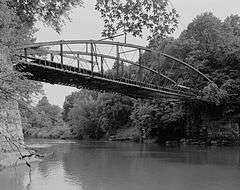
[0,150,41,171]
[23,125,74,139]
[24,131,240,147]
[23,119,240,146]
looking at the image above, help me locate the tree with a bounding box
[36,96,63,123]
[96,93,133,136]
[64,89,134,139]
[4,0,179,41]
[129,12,240,141]
[62,90,99,121]
[0,0,43,106]
[7,0,83,33]
[68,94,103,139]
[28,96,63,128]
[181,13,223,51]
[131,101,160,142]
[223,15,240,37]
[131,99,185,143]
[96,0,179,39]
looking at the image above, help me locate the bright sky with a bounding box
[34,0,240,107]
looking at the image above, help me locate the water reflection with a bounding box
[1,140,240,190]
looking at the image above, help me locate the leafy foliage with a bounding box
[96,93,133,135]
[7,0,83,33]
[95,0,179,39]
[201,83,228,105]
[128,12,240,141]
[62,90,99,121]
[0,1,33,48]
[0,0,43,105]
[28,96,63,128]
[68,95,102,139]
[22,96,73,139]
[130,100,185,142]
[131,101,160,138]
[64,90,133,139]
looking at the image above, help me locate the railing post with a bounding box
[60,43,63,66]
[50,53,54,62]
[138,49,142,83]
[91,43,94,75]
[24,48,27,60]
[101,56,104,76]
[86,43,88,53]
[77,54,80,70]
[121,61,124,77]
[116,45,120,78]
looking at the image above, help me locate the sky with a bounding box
[34,0,240,107]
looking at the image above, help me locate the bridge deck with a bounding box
[15,57,192,100]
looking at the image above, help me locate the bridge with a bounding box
[14,40,212,100]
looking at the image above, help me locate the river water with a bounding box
[1,139,240,190]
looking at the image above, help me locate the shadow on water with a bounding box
[1,139,240,190]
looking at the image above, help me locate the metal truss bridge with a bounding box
[14,40,212,100]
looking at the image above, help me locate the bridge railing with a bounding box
[15,40,213,98]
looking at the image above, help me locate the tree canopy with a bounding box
[96,0,179,39]
[3,0,179,41]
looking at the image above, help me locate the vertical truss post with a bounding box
[50,53,54,62]
[24,48,27,60]
[90,43,94,75]
[77,54,80,70]
[121,61,124,77]
[101,56,104,76]
[116,44,120,78]
[60,43,63,66]
[138,49,142,83]
[94,44,100,71]
[86,43,89,54]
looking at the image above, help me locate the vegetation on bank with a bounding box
[22,12,240,145]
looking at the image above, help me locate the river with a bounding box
[1,139,240,190]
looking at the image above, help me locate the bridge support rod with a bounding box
[121,61,124,76]
[138,49,142,83]
[90,43,94,76]
[101,56,104,76]
[50,53,54,62]
[86,43,88,53]
[116,45,120,78]
[60,44,63,66]
[77,54,80,70]
[24,48,27,60]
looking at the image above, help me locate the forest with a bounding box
[22,12,240,145]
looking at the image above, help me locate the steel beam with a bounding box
[18,40,213,84]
